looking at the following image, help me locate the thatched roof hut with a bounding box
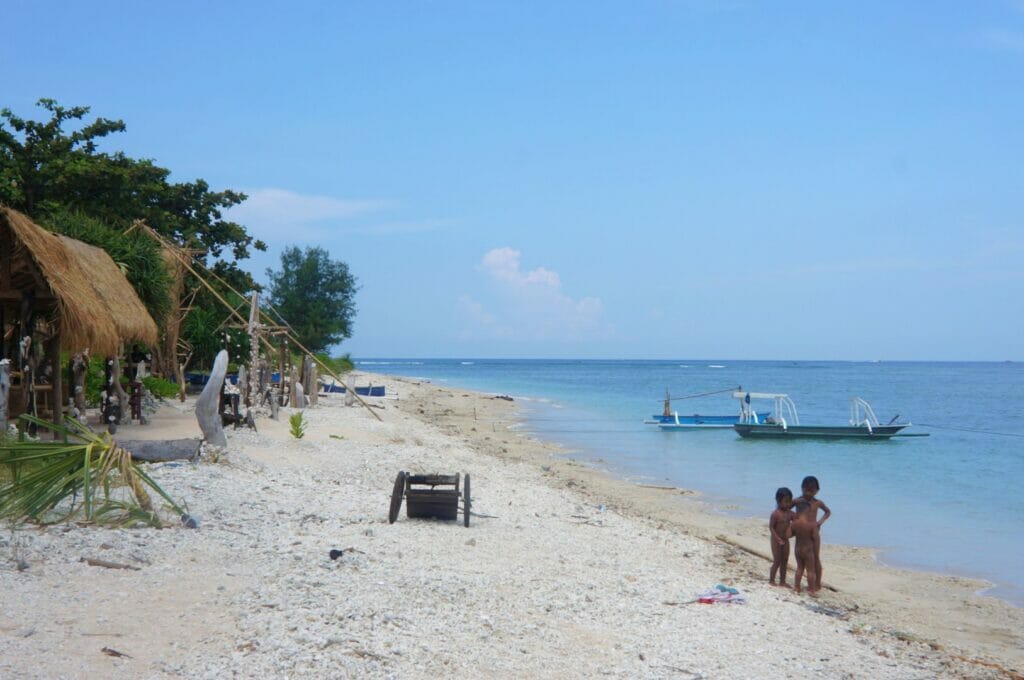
[0,206,158,356]
[60,237,159,351]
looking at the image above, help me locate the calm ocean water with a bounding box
[360,359,1024,606]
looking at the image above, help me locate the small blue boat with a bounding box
[321,381,385,397]
[645,387,766,429]
[652,412,771,429]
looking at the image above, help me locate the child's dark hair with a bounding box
[801,475,819,491]
[775,487,792,503]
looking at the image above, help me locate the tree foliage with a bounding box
[0,99,266,260]
[1,99,268,370]
[267,246,358,354]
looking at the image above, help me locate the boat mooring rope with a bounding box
[916,423,1024,438]
[663,386,740,402]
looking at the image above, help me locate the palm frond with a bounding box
[0,415,186,527]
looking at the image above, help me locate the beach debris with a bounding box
[803,602,849,619]
[195,349,228,449]
[329,547,366,560]
[101,646,132,658]
[181,513,199,529]
[80,557,141,571]
[691,584,747,605]
[493,394,514,401]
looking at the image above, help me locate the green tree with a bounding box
[267,246,358,353]
[1,98,268,371]
[0,99,266,261]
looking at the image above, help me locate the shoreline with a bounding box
[376,370,1024,673]
[1,370,1021,678]
[404,372,1023,609]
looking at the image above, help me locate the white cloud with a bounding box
[227,188,450,243]
[480,247,561,288]
[459,247,607,342]
[232,187,387,224]
[225,187,390,243]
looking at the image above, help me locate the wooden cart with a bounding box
[388,471,471,527]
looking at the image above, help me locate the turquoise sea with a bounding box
[359,359,1024,607]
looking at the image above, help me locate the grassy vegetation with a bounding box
[289,412,306,439]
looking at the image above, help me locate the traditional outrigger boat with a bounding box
[732,391,912,439]
[646,387,769,430]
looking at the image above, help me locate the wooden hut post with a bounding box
[307,360,318,408]
[289,363,300,408]
[18,291,37,432]
[0,359,10,428]
[278,335,287,406]
[46,330,62,436]
[246,292,260,410]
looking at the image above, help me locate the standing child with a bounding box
[769,487,794,587]
[799,475,831,592]
[790,500,818,594]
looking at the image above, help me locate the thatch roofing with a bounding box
[1,206,158,355]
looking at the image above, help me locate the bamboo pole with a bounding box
[138,225,381,421]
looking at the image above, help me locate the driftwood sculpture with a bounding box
[110,357,129,423]
[120,439,202,462]
[196,350,228,449]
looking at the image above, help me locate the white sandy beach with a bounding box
[1,371,1022,679]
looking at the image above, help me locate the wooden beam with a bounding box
[0,291,57,303]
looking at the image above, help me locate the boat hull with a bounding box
[651,412,770,429]
[321,384,386,397]
[733,424,907,439]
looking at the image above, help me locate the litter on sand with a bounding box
[696,584,747,605]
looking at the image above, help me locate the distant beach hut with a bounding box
[0,206,158,428]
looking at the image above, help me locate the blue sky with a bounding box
[2,1,1022,360]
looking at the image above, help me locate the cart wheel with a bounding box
[463,473,471,527]
[388,471,406,524]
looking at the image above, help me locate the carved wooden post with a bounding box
[0,358,10,429]
[308,362,318,408]
[101,357,122,434]
[246,292,260,410]
[289,364,300,407]
[111,355,129,425]
[176,357,188,402]
[71,351,89,423]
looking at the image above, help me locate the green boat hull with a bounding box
[733,424,907,439]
